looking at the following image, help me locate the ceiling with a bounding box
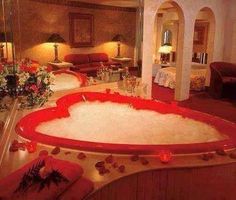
[70,0,139,8]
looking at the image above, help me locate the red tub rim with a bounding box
[15,92,236,154]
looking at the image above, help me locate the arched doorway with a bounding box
[191,7,215,90]
[152,1,185,102]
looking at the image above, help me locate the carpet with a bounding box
[152,82,236,123]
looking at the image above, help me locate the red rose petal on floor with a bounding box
[12,140,19,145]
[216,149,227,156]
[201,153,214,161]
[140,157,149,165]
[112,162,118,168]
[77,152,86,160]
[98,166,109,175]
[95,161,105,169]
[51,146,60,155]
[39,150,49,156]
[9,145,18,152]
[130,154,139,161]
[105,155,114,164]
[9,140,20,152]
[229,152,236,159]
[118,165,125,173]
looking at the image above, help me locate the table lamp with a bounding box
[158,44,172,64]
[112,34,125,58]
[47,33,65,63]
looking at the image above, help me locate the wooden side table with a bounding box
[48,61,73,71]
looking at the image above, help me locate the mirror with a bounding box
[0,0,14,64]
[154,17,179,64]
[12,0,142,93]
[0,0,15,136]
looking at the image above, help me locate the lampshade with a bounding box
[0,32,12,42]
[158,45,172,54]
[46,33,65,43]
[112,34,125,42]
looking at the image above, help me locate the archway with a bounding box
[190,7,216,92]
[152,1,185,102]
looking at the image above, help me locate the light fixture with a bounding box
[112,34,125,58]
[158,44,172,64]
[46,33,65,63]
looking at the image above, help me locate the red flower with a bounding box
[30,84,38,93]
[19,64,38,74]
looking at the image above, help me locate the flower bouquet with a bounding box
[0,59,55,109]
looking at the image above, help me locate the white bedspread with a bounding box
[154,66,207,91]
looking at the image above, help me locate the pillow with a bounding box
[0,156,83,200]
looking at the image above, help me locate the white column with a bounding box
[141,7,155,99]
[175,17,195,101]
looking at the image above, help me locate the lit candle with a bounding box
[159,150,172,163]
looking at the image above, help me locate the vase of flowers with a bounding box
[0,60,55,109]
[17,64,55,108]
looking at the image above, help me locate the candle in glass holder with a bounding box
[25,141,37,153]
[159,150,172,163]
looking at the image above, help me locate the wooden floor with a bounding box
[0,82,236,199]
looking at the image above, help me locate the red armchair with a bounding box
[64,53,121,76]
[209,62,236,98]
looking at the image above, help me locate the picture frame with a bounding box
[193,22,209,46]
[69,13,94,47]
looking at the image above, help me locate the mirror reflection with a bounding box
[15,0,142,92]
[162,29,172,45]
[0,0,14,136]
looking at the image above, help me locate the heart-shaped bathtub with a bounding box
[16,92,236,154]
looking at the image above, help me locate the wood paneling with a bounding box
[87,163,236,200]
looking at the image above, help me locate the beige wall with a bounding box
[14,0,136,65]
[142,0,227,101]
[224,0,236,63]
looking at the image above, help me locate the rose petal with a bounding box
[77,152,86,160]
[39,150,49,156]
[201,153,214,161]
[130,154,139,161]
[216,149,227,156]
[118,165,125,173]
[105,155,114,164]
[95,161,105,169]
[140,157,149,165]
[51,146,60,155]
[229,152,236,159]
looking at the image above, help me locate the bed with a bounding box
[154,64,207,91]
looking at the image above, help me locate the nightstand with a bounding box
[48,61,73,70]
